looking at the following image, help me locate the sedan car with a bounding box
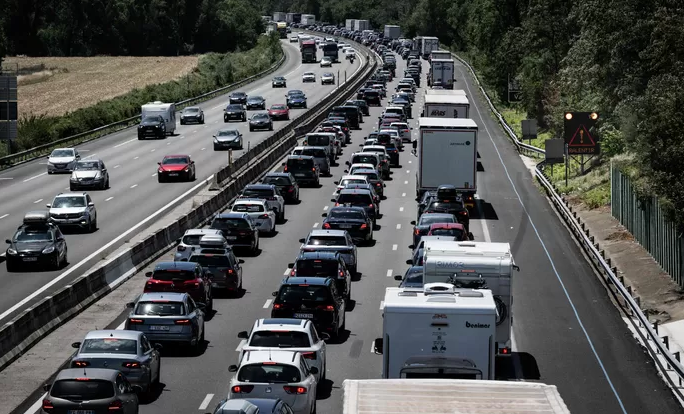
[47,147,80,174]
[320,56,332,67]
[302,72,316,82]
[248,113,274,132]
[70,159,109,190]
[213,128,243,150]
[268,104,290,121]
[157,154,196,182]
[180,106,204,124]
[321,206,373,244]
[246,95,266,110]
[410,213,458,247]
[272,76,287,88]
[224,104,247,122]
[70,330,161,393]
[321,72,335,85]
[229,91,248,104]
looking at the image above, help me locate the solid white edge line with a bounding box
[0,213,7,219]
[114,138,136,148]
[263,299,272,309]
[379,300,384,310]
[198,393,214,410]
[283,268,290,276]
[312,222,319,228]
[22,393,46,414]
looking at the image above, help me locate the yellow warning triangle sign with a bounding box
[569,124,595,146]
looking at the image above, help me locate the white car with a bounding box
[320,57,332,67]
[333,174,368,196]
[321,72,335,85]
[302,72,316,82]
[230,199,277,235]
[390,122,412,142]
[344,49,356,57]
[174,228,224,261]
[362,138,378,147]
[290,36,298,43]
[228,350,319,414]
[237,318,328,383]
[347,163,376,175]
[47,147,81,174]
[46,192,97,232]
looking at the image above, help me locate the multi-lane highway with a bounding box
[0,40,360,325]
[12,42,684,414]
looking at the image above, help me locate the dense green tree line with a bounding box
[0,0,265,56]
[267,0,684,226]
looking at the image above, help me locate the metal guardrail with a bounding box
[0,51,288,169]
[451,52,684,398]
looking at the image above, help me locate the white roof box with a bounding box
[23,211,51,225]
[198,234,228,247]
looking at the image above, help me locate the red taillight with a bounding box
[232,385,254,393]
[283,386,308,394]
[109,401,123,410]
[42,399,54,410]
[360,224,367,229]
[175,319,191,325]
[273,303,282,309]
[290,269,296,276]
[302,351,317,360]
[369,204,374,208]
[323,223,331,229]
[335,203,340,206]
[185,280,200,288]
[288,187,294,192]
[227,269,234,274]
[177,245,186,251]
[122,362,140,368]
[312,168,316,171]
[128,319,143,324]
[73,361,89,367]
[319,305,335,311]
[414,228,420,235]
[259,214,269,219]
[376,182,381,186]
[500,347,511,355]
[284,166,288,172]
[459,211,468,216]
[339,270,344,277]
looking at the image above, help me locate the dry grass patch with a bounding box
[5,56,200,117]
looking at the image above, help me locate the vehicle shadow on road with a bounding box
[316,379,335,400]
[139,381,167,404]
[470,200,499,220]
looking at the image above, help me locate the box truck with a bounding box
[354,20,370,32]
[141,101,176,135]
[422,93,469,118]
[426,89,467,97]
[342,379,572,414]
[421,36,440,59]
[285,13,301,24]
[272,12,286,22]
[375,283,497,380]
[428,58,455,89]
[301,14,315,26]
[430,49,452,61]
[345,19,356,30]
[421,240,520,355]
[416,117,477,198]
[384,25,401,39]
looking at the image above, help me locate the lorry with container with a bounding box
[421,240,519,356]
[300,40,317,63]
[354,20,370,32]
[322,42,339,63]
[430,49,452,61]
[422,92,470,118]
[301,14,315,26]
[346,19,356,30]
[276,22,287,38]
[426,89,467,97]
[141,101,176,135]
[374,283,497,380]
[384,25,401,40]
[342,379,572,414]
[428,58,455,89]
[286,13,301,24]
[421,36,440,59]
[273,12,286,22]
[415,117,478,199]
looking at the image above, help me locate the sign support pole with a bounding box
[5,74,9,155]
[565,144,569,188]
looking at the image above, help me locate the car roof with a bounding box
[245,184,275,190]
[329,206,366,213]
[264,172,290,177]
[252,318,310,332]
[341,175,366,180]
[286,155,315,160]
[234,198,268,205]
[154,261,197,271]
[55,368,120,382]
[241,350,301,365]
[419,213,455,220]
[53,192,86,198]
[163,154,190,158]
[298,250,340,260]
[308,229,347,237]
[353,152,380,157]
[339,188,372,195]
[84,330,141,341]
[216,212,250,219]
[139,292,188,302]
[362,146,386,151]
[354,169,378,175]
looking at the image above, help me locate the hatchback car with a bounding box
[410,212,458,247]
[180,106,204,124]
[209,212,260,255]
[272,76,287,88]
[321,72,335,85]
[70,159,109,190]
[291,146,331,177]
[157,154,196,182]
[188,244,244,294]
[5,211,68,271]
[224,104,247,122]
[239,184,286,222]
[249,113,274,132]
[302,72,316,82]
[427,222,469,240]
[213,128,243,150]
[289,250,352,301]
[350,168,385,198]
[268,104,290,121]
[261,172,300,203]
[346,99,370,116]
[47,192,97,232]
[143,261,213,311]
[175,228,224,261]
[246,96,266,110]
[47,148,80,174]
[230,199,277,235]
[332,189,379,225]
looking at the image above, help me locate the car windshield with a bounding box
[428,201,463,211]
[212,217,251,230]
[288,91,303,96]
[50,380,115,400]
[135,301,185,316]
[233,204,265,213]
[305,136,330,146]
[323,73,333,77]
[184,108,199,113]
[431,228,465,238]
[248,96,263,101]
[271,105,286,110]
[301,148,327,158]
[307,236,347,246]
[287,159,313,170]
[352,156,377,166]
[188,254,230,267]
[304,72,314,76]
[328,210,365,220]
[249,331,311,348]
[252,114,269,120]
[337,193,372,205]
[420,215,455,225]
[263,176,291,186]
[237,363,301,383]
[142,116,161,123]
[74,161,99,170]
[232,93,246,98]
[295,259,339,275]
[51,149,74,157]
[52,196,86,208]
[226,105,242,111]
[356,171,378,180]
[80,338,137,355]
[13,228,53,242]
[217,130,238,137]
[162,157,189,165]
[151,269,195,281]
[290,94,305,99]
[275,77,285,81]
[242,188,272,198]
[402,268,424,286]
[278,284,333,303]
[340,179,365,187]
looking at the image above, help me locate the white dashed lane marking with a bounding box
[386,269,393,277]
[399,207,404,212]
[33,199,43,204]
[392,244,398,251]
[263,299,272,309]
[396,224,401,229]
[0,214,8,220]
[402,193,406,197]
[105,197,114,202]
[130,184,138,189]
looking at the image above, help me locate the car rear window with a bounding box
[337,193,372,205]
[307,236,347,246]
[181,235,204,246]
[356,171,378,180]
[306,136,330,146]
[263,176,291,186]
[301,148,327,158]
[50,380,115,400]
[151,269,195,281]
[295,259,339,275]
[430,228,465,238]
[81,338,137,354]
[237,363,301,383]
[287,159,314,170]
[329,210,365,220]
[211,217,251,231]
[188,254,230,267]
[233,204,265,213]
[428,201,463,211]
[420,215,456,225]
[351,156,378,166]
[135,301,185,316]
[278,285,333,303]
[249,331,311,348]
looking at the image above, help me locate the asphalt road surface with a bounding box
[0,40,360,325]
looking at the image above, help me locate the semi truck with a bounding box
[322,42,339,62]
[421,240,519,356]
[416,117,478,199]
[375,283,497,380]
[426,89,467,97]
[276,22,287,38]
[384,25,401,39]
[285,13,301,24]
[345,19,356,30]
[421,36,440,59]
[300,40,317,63]
[430,49,452,61]
[354,20,370,31]
[342,379,572,413]
[273,12,286,22]
[428,58,455,89]
[301,14,315,26]
[422,92,470,118]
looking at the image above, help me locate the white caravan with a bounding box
[141,101,176,134]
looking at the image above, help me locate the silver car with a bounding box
[174,228,224,261]
[46,192,97,232]
[47,147,80,174]
[70,330,161,393]
[69,159,109,191]
[124,292,206,352]
[298,229,358,275]
[230,199,277,235]
[213,128,243,150]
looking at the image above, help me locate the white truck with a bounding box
[416,117,477,199]
[375,283,497,380]
[423,92,469,118]
[301,14,315,26]
[421,240,519,355]
[421,36,440,59]
[342,379,572,414]
[272,12,286,22]
[430,49,452,61]
[384,25,401,40]
[426,88,467,97]
[345,19,356,30]
[141,101,176,134]
[428,58,455,89]
[354,20,370,32]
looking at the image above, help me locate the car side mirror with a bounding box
[46,156,50,159]
[372,338,383,355]
[46,204,51,208]
[272,291,278,297]
[309,366,319,375]
[406,259,413,265]
[196,302,206,310]
[238,259,245,264]
[154,343,163,350]
[288,262,295,268]
[237,331,249,339]
[410,221,416,225]
[228,365,238,372]
[71,341,81,349]
[43,383,51,392]
[88,202,95,207]
[145,272,153,277]
[345,161,350,166]
[408,244,415,249]
[5,239,11,244]
[281,163,285,166]
[333,181,339,185]
[321,213,327,217]
[394,275,402,281]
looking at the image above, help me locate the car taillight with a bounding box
[312,168,316,171]
[73,361,89,367]
[288,186,294,192]
[302,352,317,360]
[185,280,200,288]
[414,228,420,235]
[335,203,340,206]
[273,303,283,309]
[283,386,308,394]
[369,204,374,208]
[376,182,381,186]
[284,166,288,172]
[227,269,234,274]
[42,399,54,410]
[459,211,468,216]
[128,319,143,324]
[318,305,335,311]
[175,319,191,325]
[360,224,367,229]
[109,401,123,410]
[122,362,140,368]
[259,214,269,219]
[232,385,254,393]
[177,245,186,251]
[322,222,331,229]
[339,270,344,277]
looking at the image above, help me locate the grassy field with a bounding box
[5,56,200,117]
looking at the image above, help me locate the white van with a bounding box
[141,101,177,134]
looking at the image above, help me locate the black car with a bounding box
[271,276,346,339]
[261,172,300,203]
[410,212,457,247]
[229,91,248,104]
[376,132,400,167]
[283,155,320,187]
[287,251,351,301]
[356,88,369,100]
[272,76,287,88]
[188,249,244,294]
[287,93,308,109]
[246,95,266,110]
[137,115,166,139]
[213,128,243,150]
[332,189,379,225]
[224,104,247,122]
[362,90,381,106]
[346,99,370,116]
[329,106,362,129]
[5,211,68,271]
[248,113,274,131]
[209,213,259,255]
[321,206,373,244]
[418,193,470,232]
[180,106,204,125]
[394,265,424,288]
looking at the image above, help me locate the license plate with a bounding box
[168,173,178,176]
[22,257,38,262]
[339,224,352,229]
[294,313,314,319]
[225,236,237,240]
[149,325,170,331]
[212,283,220,288]
[68,411,94,414]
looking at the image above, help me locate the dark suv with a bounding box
[188,248,244,295]
[288,251,351,301]
[332,189,379,225]
[283,155,320,187]
[209,213,259,255]
[418,190,470,232]
[229,91,248,105]
[261,172,300,203]
[362,90,381,106]
[271,276,346,339]
[143,261,213,311]
[329,106,362,129]
[224,104,247,122]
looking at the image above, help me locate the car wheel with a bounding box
[242,115,246,122]
[6,260,17,272]
[269,125,273,131]
[270,221,277,236]
[346,283,351,302]
[206,295,214,313]
[52,254,60,270]
[69,185,76,191]
[157,176,164,183]
[90,218,97,233]
[180,120,185,125]
[311,400,317,414]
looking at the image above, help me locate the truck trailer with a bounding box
[301,14,315,26]
[421,36,440,59]
[430,50,452,61]
[273,12,286,22]
[300,40,317,63]
[416,117,478,198]
[422,92,470,118]
[345,19,356,30]
[428,58,455,89]
[285,13,301,24]
[384,25,401,39]
[354,19,370,32]
[426,89,467,97]
[376,283,497,380]
[342,379,572,414]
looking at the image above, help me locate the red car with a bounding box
[144,261,213,311]
[158,154,196,182]
[268,104,290,121]
[426,222,470,241]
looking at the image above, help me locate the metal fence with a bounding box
[611,163,684,287]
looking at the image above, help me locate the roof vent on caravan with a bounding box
[423,283,455,294]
